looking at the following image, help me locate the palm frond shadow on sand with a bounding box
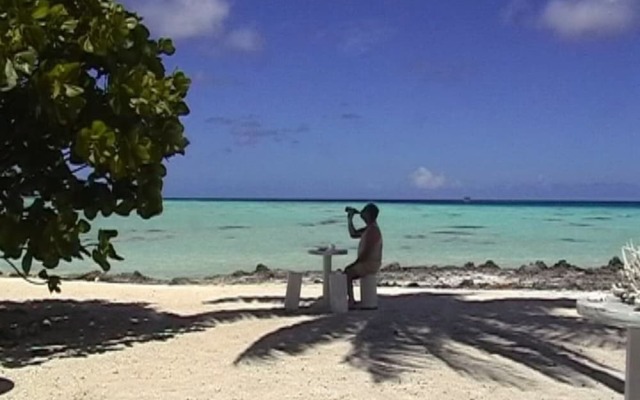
[233,293,626,393]
[0,377,14,396]
[0,292,626,394]
[0,299,286,369]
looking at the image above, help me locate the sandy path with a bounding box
[0,279,627,400]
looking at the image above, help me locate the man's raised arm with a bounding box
[348,212,365,238]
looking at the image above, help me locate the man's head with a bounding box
[360,203,379,224]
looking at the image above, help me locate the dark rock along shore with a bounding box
[57,257,626,292]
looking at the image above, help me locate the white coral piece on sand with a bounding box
[612,241,640,306]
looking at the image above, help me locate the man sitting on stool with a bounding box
[344,203,383,308]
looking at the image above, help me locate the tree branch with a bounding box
[1,257,46,285]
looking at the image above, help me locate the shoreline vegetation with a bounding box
[4,257,625,292]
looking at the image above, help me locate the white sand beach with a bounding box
[0,279,627,400]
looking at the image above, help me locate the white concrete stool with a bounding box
[284,272,302,311]
[360,274,378,309]
[329,272,348,313]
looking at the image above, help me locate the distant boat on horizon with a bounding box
[463,196,472,203]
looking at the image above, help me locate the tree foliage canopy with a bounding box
[0,0,190,291]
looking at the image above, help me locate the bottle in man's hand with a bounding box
[345,206,359,214]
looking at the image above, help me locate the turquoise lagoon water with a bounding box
[64,200,640,279]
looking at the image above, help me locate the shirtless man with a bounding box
[344,203,383,308]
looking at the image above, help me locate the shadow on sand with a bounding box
[232,293,626,393]
[0,377,14,396]
[0,299,287,369]
[0,293,626,393]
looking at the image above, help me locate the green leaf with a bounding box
[125,17,138,30]
[49,62,81,81]
[153,164,167,178]
[13,49,38,75]
[49,4,67,17]
[172,72,191,93]
[100,202,114,217]
[158,38,175,55]
[90,120,108,137]
[102,229,118,239]
[22,25,47,50]
[115,198,135,216]
[32,1,50,19]
[107,244,124,261]
[61,18,78,33]
[2,60,18,91]
[175,102,190,116]
[98,229,118,247]
[77,219,91,233]
[82,36,94,53]
[22,252,33,275]
[92,249,111,271]
[84,206,98,220]
[47,276,62,293]
[42,255,59,269]
[64,84,84,97]
[52,80,62,98]
[135,141,151,163]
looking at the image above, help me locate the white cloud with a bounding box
[410,167,447,190]
[504,0,639,39]
[540,0,637,38]
[133,0,230,40]
[125,0,266,52]
[225,28,264,53]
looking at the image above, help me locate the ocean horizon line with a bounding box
[162,197,640,207]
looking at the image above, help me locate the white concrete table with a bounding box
[577,295,640,400]
[308,247,348,307]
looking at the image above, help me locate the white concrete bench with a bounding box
[285,271,376,312]
[284,271,350,313]
[329,272,348,313]
[284,272,302,311]
[359,274,378,309]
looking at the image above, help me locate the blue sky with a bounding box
[122,0,640,200]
